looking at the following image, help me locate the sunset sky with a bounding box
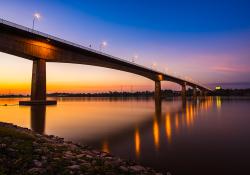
[0,0,250,94]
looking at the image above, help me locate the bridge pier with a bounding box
[19,59,57,106]
[155,80,161,102]
[181,83,186,98]
[193,86,197,97]
[200,90,205,96]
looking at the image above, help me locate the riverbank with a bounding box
[0,122,165,175]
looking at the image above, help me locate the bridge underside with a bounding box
[0,22,210,105]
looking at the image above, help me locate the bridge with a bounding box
[0,19,211,105]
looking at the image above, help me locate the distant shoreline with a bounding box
[1,88,250,98]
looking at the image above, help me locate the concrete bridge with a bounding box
[0,19,211,105]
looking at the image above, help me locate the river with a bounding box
[0,96,249,174]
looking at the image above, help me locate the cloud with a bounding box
[211,66,250,73]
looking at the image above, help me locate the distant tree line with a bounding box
[1,89,250,98]
[48,90,180,98]
[211,88,250,96]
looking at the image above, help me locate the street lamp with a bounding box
[132,55,138,63]
[100,41,107,51]
[32,13,41,30]
[152,63,157,70]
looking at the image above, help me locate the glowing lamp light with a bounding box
[215,86,222,90]
[102,41,107,47]
[100,41,108,51]
[32,12,41,30]
[34,13,41,20]
[158,74,163,81]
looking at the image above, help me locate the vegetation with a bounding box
[211,88,250,96]
[1,89,250,98]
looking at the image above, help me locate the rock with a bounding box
[129,165,146,172]
[105,172,116,175]
[119,166,129,172]
[33,160,43,167]
[85,154,93,159]
[28,167,44,174]
[91,160,97,165]
[68,144,78,150]
[92,150,100,154]
[100,152,108,157]
[7,148,16,152]
[81,162,91,169]
[67,165,80,170]
[34,148,42,153]
[76,154,85,158]
[41,156,47,160]
[0,143,6,148]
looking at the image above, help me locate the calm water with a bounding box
[0,97,250,175]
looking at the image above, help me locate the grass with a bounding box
[0,126,35,140]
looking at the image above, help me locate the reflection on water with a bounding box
[216,96,222,110]
[0,96,250,175]
[31,106,46,134]
[134,127,140,158]
[153,116,160,150]
[165,113,171,143]
[101,140,110,153]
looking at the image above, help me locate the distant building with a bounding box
[215,86,222,90]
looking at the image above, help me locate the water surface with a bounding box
[0,97,249,175]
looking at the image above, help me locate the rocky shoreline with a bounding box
[0,122,166,175]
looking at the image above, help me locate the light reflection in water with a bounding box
[186,104,191,127]
[153,117,160,150]
[216,96,222,110]
[165,113,172,143]
[31,106,46,134]
[175,114,179,131]
[134,127,140,158]
[102,140,110,153]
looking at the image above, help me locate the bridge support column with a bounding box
[181,83,186,98]
[193,86,197,97]
[204,91,208,96]
[155,80,161,101]
[200,90,205,96]
[155,80,161,118]
[19,59,57,106]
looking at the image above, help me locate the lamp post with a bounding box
[32,13,41,30]
[132,55,138,63]
[100,41,107,51]
[152,63,157,70]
